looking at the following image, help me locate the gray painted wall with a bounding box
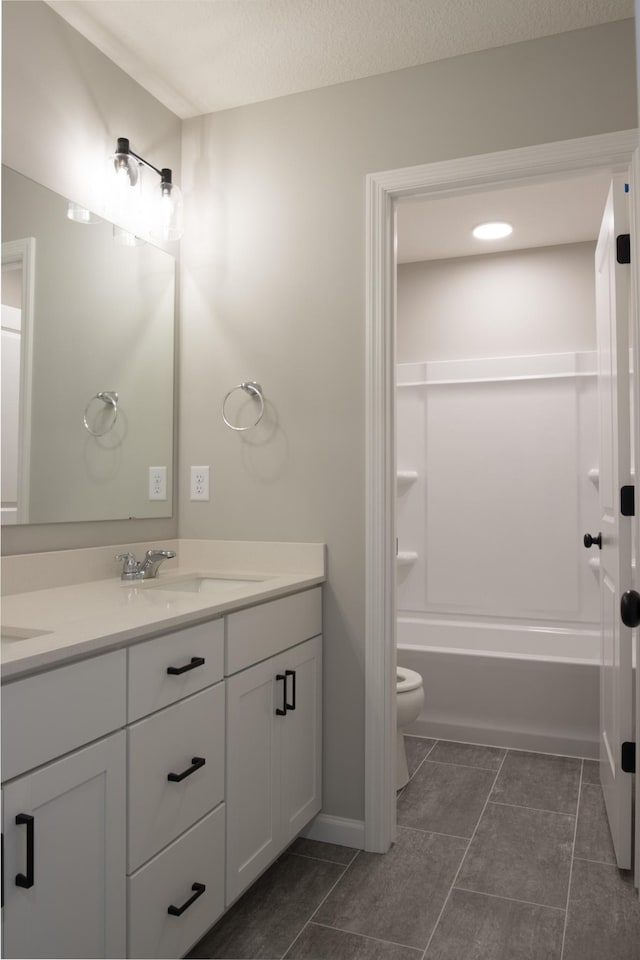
[2,3,637,824]
[397,242,597,363]
[180,22,637,822]
[2,0,181,554]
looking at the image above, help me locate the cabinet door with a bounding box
[225,657,283,905]
[281,635,322,840]
[2,732,126,959]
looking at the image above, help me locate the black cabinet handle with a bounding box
[15,814,34,889]
[167,757,206,782]
[276,674,287,715]
[167,882,206,916]
[583,533,602,550]
[285,669,296,711]
[167,656,205,676]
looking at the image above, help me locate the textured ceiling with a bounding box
[46,0,634,118]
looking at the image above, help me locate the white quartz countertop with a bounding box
[1,541,326,680]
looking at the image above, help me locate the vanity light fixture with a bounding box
[109,137,183,241]
[66,201,101,224]
[472,221,513,240]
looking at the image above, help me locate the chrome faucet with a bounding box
[115,548,177,580]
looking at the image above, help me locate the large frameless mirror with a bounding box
[1,165,175,525]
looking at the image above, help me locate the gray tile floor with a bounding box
[188,738,640,960]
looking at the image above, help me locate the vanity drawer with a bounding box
[128,803,225,959]
[1,650,126,782]
[128,683,225,872]
[128,618,224,721]
[226,586,322,675]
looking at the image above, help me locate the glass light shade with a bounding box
[472,221,513,240]
[106,151,142,226]
[113,226,145,247]
[149,179,184,242]
[67,202,101,224]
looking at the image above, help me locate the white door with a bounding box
[595,175,633,870]
[2,732,126,959]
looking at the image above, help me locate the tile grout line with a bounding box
[419,749,509,960]
[559,758,583,960]
[416,757,504,774]
[309,919,424,954]
[404,738,439,783]
[453,885,566,912]
[398,823,472,842]
[278,851,362,959]
[288,850,358,867]
[487,799,578,819]
[573,855,618,867]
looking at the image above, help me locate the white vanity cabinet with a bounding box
[225,590,322,905]
[1,652,128,959]
[1,583,323,959]
[125,619,226,960]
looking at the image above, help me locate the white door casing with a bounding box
[625,146,640,889]
[595,176,633,871]
[1,238,35,524]
[365,129,639,855]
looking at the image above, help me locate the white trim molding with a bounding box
[301,814,366,851]
[364,129,639,854]
[2,237,36,524]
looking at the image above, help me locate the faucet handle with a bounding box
[115,552,141,577]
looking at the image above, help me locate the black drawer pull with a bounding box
[15,814,34,889]
[167,656,205,676]
[168,882,206,916]
[276,674,287,715]
[167,757,206,782]
[285,669,296,711]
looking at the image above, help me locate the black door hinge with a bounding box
[621,485,635,517]
[617,234,631,264]
[621,741,636,774]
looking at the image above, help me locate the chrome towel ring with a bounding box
[222,381,264,431]
[83,391,119,436]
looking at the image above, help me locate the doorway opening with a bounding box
[364,130,639,869]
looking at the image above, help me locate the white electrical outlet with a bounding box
[190,465,210,501]
[148,466,167,501]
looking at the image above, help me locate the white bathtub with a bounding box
[397,617,600,759]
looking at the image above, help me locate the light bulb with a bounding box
[149,173,183,242]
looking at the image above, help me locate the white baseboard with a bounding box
[300,814,365,850]
[406,718,598,760]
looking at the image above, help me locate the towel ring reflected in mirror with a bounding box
[83,391,119,437]
[222,381,265,431]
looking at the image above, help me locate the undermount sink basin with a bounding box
[149,576,265,595]
[1,626,53,644]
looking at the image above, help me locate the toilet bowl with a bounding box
[396,666,424,789]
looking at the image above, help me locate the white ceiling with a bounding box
[46,0,634,119]
[397,171,614,263]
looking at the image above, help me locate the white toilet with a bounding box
[396,667,425,789]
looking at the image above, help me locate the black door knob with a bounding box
[583,533,602,550]
[621,590,640,628]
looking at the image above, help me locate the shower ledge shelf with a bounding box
[397,470,418,485]
[397,551,418,566]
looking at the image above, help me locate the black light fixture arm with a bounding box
[116,137,173,184]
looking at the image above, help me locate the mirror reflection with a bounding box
[1,166,175,525]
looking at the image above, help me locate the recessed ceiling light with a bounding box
[472,221,513,240]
